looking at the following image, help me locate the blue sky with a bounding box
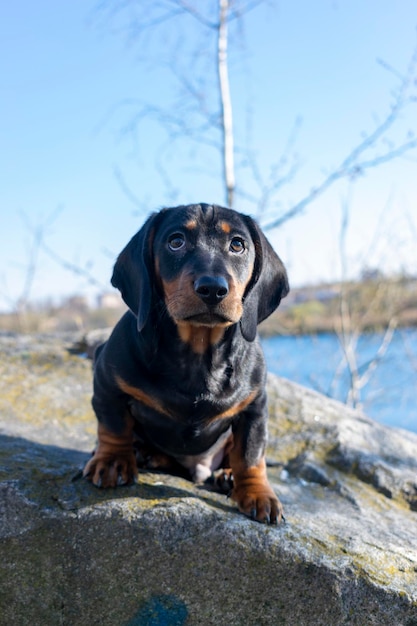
[1,0,416,311]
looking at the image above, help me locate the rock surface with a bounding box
[0,332,416,626]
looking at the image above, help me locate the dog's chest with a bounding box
[130,395,232,456]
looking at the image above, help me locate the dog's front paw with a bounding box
[83,450,138,488]
[231,479,283,525]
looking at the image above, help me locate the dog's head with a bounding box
[111,203,289,342]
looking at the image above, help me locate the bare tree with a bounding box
[330,193,399,409]
[217,0,235,207]
[0,208,108,332]
[97,0,263,211]
[98,1,415,411]
[97,0,417,228]
[0,210,57,332]
[263,45,417,230]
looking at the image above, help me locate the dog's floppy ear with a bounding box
[111,212,161,332]
[240,215,289,342]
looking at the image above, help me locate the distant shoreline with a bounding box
[1,276,416,337]
[260,277,417,337]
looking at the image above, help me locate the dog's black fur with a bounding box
[84,203,289,523]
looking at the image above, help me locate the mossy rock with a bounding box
[1,333,416,625]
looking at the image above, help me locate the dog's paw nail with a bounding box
[116,465,126,486]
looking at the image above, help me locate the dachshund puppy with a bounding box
[84,203,289,524]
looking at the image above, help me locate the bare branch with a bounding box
[40,242,107,290]
[356,316,398,392]
[401,330,417,373]
[262,43,417,230]
[0,207,64,330]
[240,116,302,218]
[15,214,43,314]
[113,165,150,215]
[334,193,402,408]
[167,0,218,29]
[228,0,265,22]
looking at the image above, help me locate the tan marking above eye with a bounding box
[185,219,197,230]
[219,221,232,234]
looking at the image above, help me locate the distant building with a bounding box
[97,292,123,309]
[361,268,383,282]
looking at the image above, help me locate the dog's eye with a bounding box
[168,234,185,251]
[229,237,245,254]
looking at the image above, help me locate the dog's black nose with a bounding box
[194,276,229,305]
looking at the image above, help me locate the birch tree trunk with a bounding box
[217,0,235,208]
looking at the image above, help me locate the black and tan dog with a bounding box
[84,203,289,524]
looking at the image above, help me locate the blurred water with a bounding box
[261,329,417,433]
